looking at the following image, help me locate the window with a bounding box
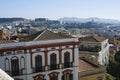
[21,56,25,69]
[64,52,70,68]
[50,53,57,70]
[35,55,42,72]
[11,57,19,76]
[5,58,10,71]
[50,76,58,80]
[33,74,45,80]
[62,74,73,80]
[49,72,58,80]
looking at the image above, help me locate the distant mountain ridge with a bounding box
[0,18,26,23]
[59,17,120,24]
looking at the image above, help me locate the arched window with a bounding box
[62,70,73,80]
[20,56,25,69]
[64,52,70,68]
[50,53,57,70]
[62,74,73,80]
[5,58,10,71]
[49,72,59,80]
[11,56,19,76]
[35,55,42,72]
[33,74,45,80]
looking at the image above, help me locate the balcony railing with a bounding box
[48,64,60,70]
[62,62,73,68]
[6,63,74,76]
[32,66,45,73]
[79,46,101,52]
[6,69,25,76]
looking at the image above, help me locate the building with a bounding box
[0,29,5,40]
[79,35,109,66]
[0,29,79,80]
[109,37,118,59]
[78,58,106,80]
[0,68,14,80]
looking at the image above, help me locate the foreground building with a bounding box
[0,29,79,80]
[79,35,109,66]
[0,68,14,80]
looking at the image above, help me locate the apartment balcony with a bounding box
[32,66,45,73]
[62,62,73,68]
[48,64,60,70]
[6,69,26,76]
[79,46,101,52]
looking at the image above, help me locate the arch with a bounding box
[5,58,10,71]
[11,56,19,76]
[20,56,25,69]
[50,53,57,70]
[62,49,72,64]
[62,69,73,80]
[48,50,59,65]
[49,72,59,80]
[64,52,70,68]
[33,74,45,80]
[35,55,43,72]
[32,52,45,68]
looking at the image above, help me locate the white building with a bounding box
[0,68,14,80]
[0,29,79,80]
[79,35,109,66]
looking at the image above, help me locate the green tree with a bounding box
[106,74,115,80]
[115,51,120,62]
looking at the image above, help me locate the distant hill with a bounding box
[59,17,120,24]
[0,18,25,23]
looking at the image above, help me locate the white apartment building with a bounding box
[0,29,79,80]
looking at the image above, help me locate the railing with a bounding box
[79,46,101,52]
[62,62,73,68]
[48,64,60,70]
[6,63,74,76]
[32,66,45,73]
[7,70,25,76]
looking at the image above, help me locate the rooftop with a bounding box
[79,58,100,72]
[79,35,106,42]
[21,28,72,41]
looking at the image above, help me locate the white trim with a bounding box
[32,52,45,68]
[48,50,59,65]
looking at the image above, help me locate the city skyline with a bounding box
[1,0,120,20]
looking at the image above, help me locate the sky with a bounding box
[0,0,120,20]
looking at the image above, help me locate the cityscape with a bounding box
[0,0,120,80]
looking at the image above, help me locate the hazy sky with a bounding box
[0,0,120,20]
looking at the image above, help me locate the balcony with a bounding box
[62,62,73,68]
[48,64,60,70]
[6,69,26,76]
[79,46,101,52]
[32,66,45,73]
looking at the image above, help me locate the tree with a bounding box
[115,51,120,62]
[106,74,115,80]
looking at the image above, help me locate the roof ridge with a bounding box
[92,35,100,42]
[33,29,48,41]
